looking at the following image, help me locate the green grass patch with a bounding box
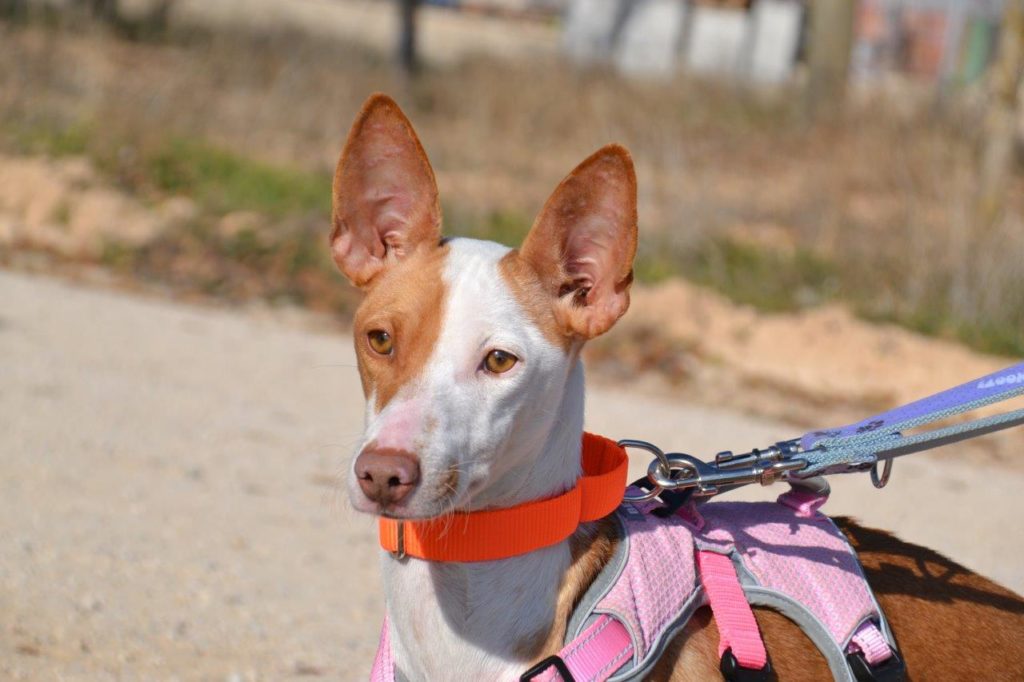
[954,323,1024,358]
[145,139,330,217]
[0,117,330,218]
[640,235,841,312]
[2,119,92,157]
[862,307,1024,358]
[99,239,137,269]
[444,206,533,246]
[3,113,1016,357]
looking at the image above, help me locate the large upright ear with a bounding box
[519,144,638,339]
[330,94,442,287]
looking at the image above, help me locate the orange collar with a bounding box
[378,433,628,562]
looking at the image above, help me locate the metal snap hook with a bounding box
[647,453,697,490]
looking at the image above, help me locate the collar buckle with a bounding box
[392,522,406,560]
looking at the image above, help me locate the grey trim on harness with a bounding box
[821,515,901,652]
[743,586,855,682]
[606,589,707,681]
[566,514,630,639]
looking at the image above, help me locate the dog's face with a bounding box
[332,95,637,519]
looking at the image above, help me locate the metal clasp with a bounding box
[392,522,407,560]
[618,438,808,502]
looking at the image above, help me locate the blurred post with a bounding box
[975,0,1024,229]
[804,0,856,117]
[398,0,422,75]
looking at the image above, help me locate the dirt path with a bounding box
[2,270,1022,681]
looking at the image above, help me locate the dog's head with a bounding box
[333,94,637,519]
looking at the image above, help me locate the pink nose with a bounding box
[354,448,420,506]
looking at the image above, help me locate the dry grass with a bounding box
[1,17,1021,354]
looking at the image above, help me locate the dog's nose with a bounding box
[354,448,420,506]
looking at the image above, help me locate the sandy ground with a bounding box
[2,270,1023,681]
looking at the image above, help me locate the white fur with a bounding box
[350,238,587,679]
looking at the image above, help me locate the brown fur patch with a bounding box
[498,250,573,352]
[353,243,450,411]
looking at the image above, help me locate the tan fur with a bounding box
[547,516,1024,680]
[498,249,573,351]
[353,243,450,411]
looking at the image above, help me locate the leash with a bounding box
[621,362,1024,502]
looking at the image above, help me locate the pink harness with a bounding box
[371,486,901,681]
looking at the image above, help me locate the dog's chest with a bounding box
[381,545,569,680]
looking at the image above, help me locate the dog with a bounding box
[332,94,1024,680]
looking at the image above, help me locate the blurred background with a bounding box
[1,0,1022,679]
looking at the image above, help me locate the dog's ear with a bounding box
[330,94,442,287]
[519,144,638,339]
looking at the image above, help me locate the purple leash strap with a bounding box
[797,362,1024,477]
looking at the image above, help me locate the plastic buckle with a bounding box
[719,648,772,682]
[628,476,693,518]
[519,655,575,681]
[847,649,906,682]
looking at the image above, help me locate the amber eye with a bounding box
[367,330,393,355]
[484,349,518,374]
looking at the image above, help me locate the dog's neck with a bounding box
[381,360,586,680]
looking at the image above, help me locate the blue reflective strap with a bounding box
[797,362,1024,476]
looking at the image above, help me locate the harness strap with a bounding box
[371,616,394,682]
[524,614,634,682]
[696,550,768,671]
[371,613,634,682]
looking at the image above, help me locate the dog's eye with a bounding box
[367,330,393,355]
[484,350,518,374]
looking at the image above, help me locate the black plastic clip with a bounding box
[628,476,694,518]
[847,648,906,682]
[520,654,575,681]
[720,648,773,682]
